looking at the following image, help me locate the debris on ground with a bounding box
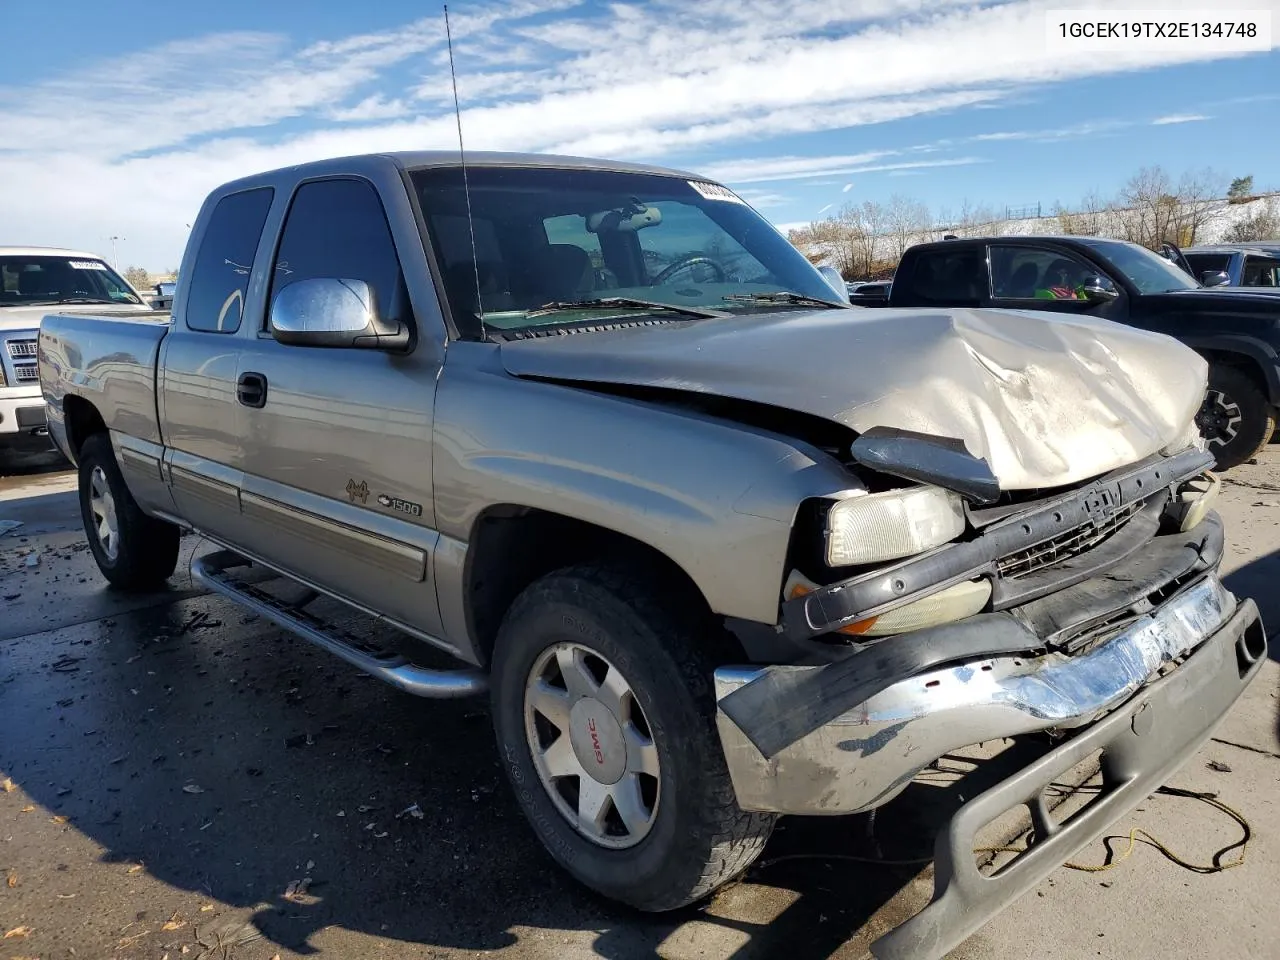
[396,803,424,820]
[182,783,205,794]
[20,805,33,813]
[4,926,33,939]
[162,911,186,932]
[283,877,319,905]
[49,815,68,824]
[23,553,39,568]
[1,777,14,793]
[1207,759,1233,773]
[126,863,144,874]
[50,654,82,673]
[6,869,17,888]
[0,520,22,537]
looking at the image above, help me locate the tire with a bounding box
[77,433,180,590]
[491,565,776,912]
[1197,365,1276,470]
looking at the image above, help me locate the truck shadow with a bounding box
[4,545,1279,960]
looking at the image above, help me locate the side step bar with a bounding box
[192,549,487,699]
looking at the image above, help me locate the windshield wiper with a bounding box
[52,297,122,305]
[722,291,849,309]
[523,297,727,320]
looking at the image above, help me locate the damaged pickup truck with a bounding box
[38,152,1265,959]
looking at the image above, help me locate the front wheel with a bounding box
[1196,365,1276,470]
[77,434,180,590]
[491,565,775,911]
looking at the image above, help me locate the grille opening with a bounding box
[996,500,1144,580]
[6,339,37,358]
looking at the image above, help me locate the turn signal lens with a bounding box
[855,579,991,636]
[785,571,990,638]
[825,486,965,566]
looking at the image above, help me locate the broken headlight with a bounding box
[825,485,965,566]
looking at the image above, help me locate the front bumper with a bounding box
[0,389,49,442]
[871,595,1264,960]
[714,571,1246,816]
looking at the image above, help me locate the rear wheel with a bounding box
[77,434,180,590]
[491,565,775,911]
[1197,365,1276,470]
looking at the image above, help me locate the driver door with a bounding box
[986,244,1122,319]
[231,176,446,637]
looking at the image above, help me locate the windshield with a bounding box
[1085,240,1200,294]
[0,255,141,305]
[409,166,837,337]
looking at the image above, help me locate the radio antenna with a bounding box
[444,5,487,341]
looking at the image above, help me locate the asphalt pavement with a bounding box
[2,445,1279,960]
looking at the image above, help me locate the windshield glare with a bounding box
[410,166,836,336]
[1090,241,1200,294]
[0,255,141,305]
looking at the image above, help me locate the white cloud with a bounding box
[1151,113,1210,125]
[1,0,1269,266]
[842,183,854,193]
[706,156,987,184]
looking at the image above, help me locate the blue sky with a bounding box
[1,0,1277,268]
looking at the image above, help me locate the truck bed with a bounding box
[39,311,171,454]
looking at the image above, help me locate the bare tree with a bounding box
[1056,191,1107,236]
[1115,166,1180,249]
[1170,168,1225,246]
[124,266,151,290]
[885,194,931,261]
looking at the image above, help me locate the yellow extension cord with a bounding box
[975,785,1251,875]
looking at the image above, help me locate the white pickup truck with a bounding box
[1,247,156,455]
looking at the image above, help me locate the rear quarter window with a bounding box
[185,188,274,333]
[906,248,987,305]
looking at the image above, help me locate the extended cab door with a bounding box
[230,176,448,637]
[158,186,274,545]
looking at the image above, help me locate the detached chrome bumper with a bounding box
[714,575,1247,816]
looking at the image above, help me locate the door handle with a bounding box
[237,372,268,408]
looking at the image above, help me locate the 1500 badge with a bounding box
[377,494,423,518]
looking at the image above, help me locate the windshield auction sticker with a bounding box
[688,181,747,204]
[1046,9,1271,50]
[67,260,108,270]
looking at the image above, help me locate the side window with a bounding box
[990,246,1094,301]
[186,188,273,333]
[1243,256,1280,288]
[905,248,987,305]
[270,179,402,320]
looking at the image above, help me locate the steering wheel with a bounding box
[653,256,726,285]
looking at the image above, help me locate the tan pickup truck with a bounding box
[38,151,1265,959]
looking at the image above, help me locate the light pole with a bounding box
[109,236,126,266]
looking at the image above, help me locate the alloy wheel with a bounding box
[524,642,661,849]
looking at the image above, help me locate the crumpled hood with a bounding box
[0,303,157,332]
[499,306,1207,491]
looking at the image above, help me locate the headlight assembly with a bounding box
[825,485,965,567]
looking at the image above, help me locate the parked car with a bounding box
[0,246,153,456]
[849,279,892,303]
[39,153,1265,960]
[857,235,1280,469]
[1183,244,1280,289]
[149,281,177,311]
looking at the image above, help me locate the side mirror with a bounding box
[269,278,410,350]
[817,265,851,303]
[1200,270,1231,288]
[1081,275,1119,303]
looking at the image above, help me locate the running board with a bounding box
[192,549,487,698]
